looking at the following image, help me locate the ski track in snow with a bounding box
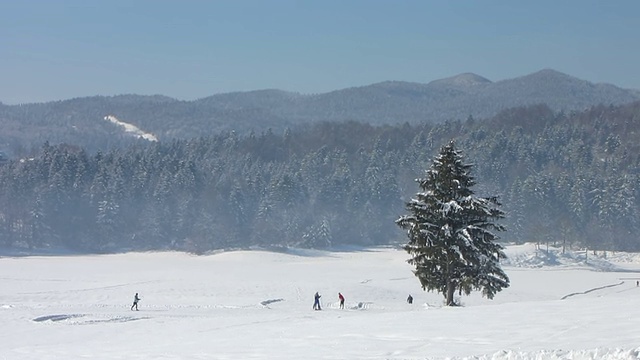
[11,280,156,295]
[561,281,625,299]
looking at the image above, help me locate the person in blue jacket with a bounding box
[131,293,141,311]
[313,292,322,310]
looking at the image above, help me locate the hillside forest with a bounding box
[1,69,638,157]
[0,102,639,254]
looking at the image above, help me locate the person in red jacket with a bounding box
[338,292,345,309]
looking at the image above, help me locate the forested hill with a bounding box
[1,69,638,156]
[1,101,639,254]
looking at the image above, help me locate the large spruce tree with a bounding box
[396,140,509,306]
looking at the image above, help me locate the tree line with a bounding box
[0,102,639,253]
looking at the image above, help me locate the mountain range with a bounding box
[1,69,639,154]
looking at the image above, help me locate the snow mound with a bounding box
[456,347,640,360]
[502,244,561,267]
[502,243,640,271]
[33,314,83,322]
[260,298,284,307]
[33,313,148,325]
[349,301,382,310]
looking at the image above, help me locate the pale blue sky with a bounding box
[1,0,639,104]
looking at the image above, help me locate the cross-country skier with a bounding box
[338,292,345,309]
[313,292,321,310]
[131,293,141,311]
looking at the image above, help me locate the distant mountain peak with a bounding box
[522,68,577,81]
[533,68,568,75]
[428,73,492,87]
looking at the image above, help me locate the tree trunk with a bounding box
[446,281,456,306]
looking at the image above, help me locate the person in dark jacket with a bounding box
[131,293,141,311]
[338,292,345,309]
[313,292,322,310]
[407,294,413,304]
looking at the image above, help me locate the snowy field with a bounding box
[2,244,640,359]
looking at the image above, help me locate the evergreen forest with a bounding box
[1,102,639,254]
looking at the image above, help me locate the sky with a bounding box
[2,0,640,104]
[1,244,640,359]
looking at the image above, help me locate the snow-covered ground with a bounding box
[1,243,640,359]
[104,115,158,141]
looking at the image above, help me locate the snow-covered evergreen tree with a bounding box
[396,140,509,306]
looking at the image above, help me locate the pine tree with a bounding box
[396,140,509,306]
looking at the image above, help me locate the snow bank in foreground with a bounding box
[3,245,640,359]
[456,347,640,360]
